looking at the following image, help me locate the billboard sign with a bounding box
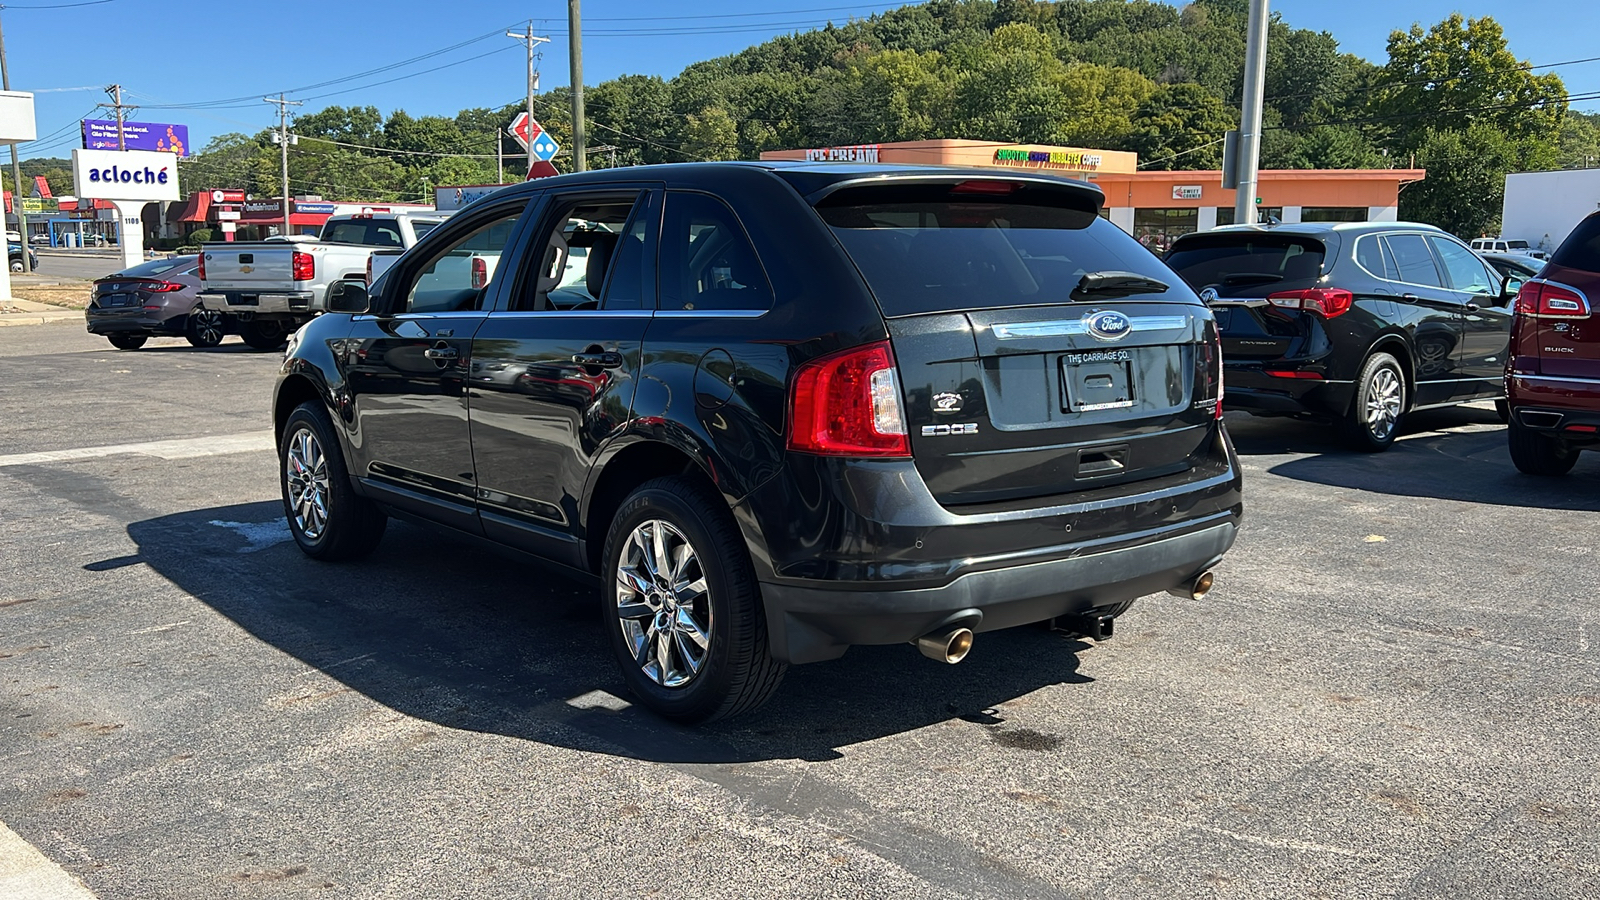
[82,119,189,156]
[72,149,181,201]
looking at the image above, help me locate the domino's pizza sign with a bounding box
[531,133,560,163]
[72,148,181,201]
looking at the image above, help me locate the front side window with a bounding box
[1429,236,1496,294]
[403,208,524,314]
[660,192,773,312]
[1382,234,1442,287]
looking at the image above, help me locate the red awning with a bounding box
[168,191,211,223]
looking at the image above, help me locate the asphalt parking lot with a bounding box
[2,323,1597,899]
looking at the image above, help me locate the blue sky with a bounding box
[4,0,1596,160]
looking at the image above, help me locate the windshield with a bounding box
[1165,236,1327,298]
[116,257,197,278]
[816,183,1186,316]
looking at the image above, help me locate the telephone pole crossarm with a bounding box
[508,25,551,175]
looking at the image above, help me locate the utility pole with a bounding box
[103,84,135,150]
[497,128,504,183]
[0,11,30,273]
[568,0,586,173]
[507,24,550,175]
[264,94,302,238]
[1232,0,1270,227]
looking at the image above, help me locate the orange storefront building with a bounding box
[760,139,1424,253]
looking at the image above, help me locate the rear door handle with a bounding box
[424,345,458,361]
[573,351,623,369]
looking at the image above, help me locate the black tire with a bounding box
[1508,417,1579,476]
[241,318,287,351]
[9,259,21,273]
[602,476,786,723]
[185,308,226,348]
[279,401,387,560]
[1341,352,1406,452]
[1494,399,1510,423]
[107,333,147,350]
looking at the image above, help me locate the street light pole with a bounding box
[568,0,586,173]
[508,24,551,177]
[1232,0,1270,226]
[0,10,31,273]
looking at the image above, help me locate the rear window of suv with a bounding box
[815,181,1179,317]
[1550,214,1600,272]
[1164,234,1326,298]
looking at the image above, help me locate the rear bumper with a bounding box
[761,518,1236,663]
[1223,364,1354,418]
[1508,373,1600,413]
[743,428,1244,664]
[198,291,314,314]
[85,309,186,335]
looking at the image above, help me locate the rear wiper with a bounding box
[1072,270,1170,300]
[1221,273,1283,285]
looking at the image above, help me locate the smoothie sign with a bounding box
[71,149,181,201]
[994,148,1103,171]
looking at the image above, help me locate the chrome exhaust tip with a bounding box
[915,626,974,664]
[1168,570,1215,601]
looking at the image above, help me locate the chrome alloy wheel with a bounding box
[1365,366,1403,440]
[285,427,331,540]
[615,519,711,689]
[191,309,224,345]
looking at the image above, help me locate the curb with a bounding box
[0,312,82,327]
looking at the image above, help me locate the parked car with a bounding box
[85,255,225,350]
[1165,222,1517,451]
[1470,236,1547,260]
[197,210,451,349]
[273,162,1243,722]
[1481,252,1543,294]
[1505,211,1600,475]
[8,242,38,272]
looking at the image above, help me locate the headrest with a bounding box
[584,232,619,300]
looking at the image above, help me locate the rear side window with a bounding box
[1165,236,1325,298]
[817,181,1177,316]
[660,192,772,312]
[1355,235,1400,281]
[1382,234,1442,287]
[1550,214,1600,272]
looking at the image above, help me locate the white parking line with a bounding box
[0,821,99,899]
[0,431,274,468]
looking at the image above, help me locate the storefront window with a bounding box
[1301,207,1368,223]
[1216,206,1284,226]
[1133,208,1197,253]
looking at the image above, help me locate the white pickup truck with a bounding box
[197,210,450,348]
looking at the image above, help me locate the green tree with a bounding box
[1400,124,1553,237]
[1127,82,1235,169]
[681,107,740,160]
[1371,14,1566,154]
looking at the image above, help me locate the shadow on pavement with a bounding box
[123,501,1095,764]
[1227,407,1600,510]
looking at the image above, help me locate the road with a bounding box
[1,324,1597,899]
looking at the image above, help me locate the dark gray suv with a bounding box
[1166,222,1517,450]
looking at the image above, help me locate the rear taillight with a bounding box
[1517,280,1590,318]
[149,281,184,293]
[291,250,315,282]
[365,254,373,284]
[1267,288,1353,318]
[197,254,206,281]
[788,340,910,457]
[471,257,488,290]
[1199,331,1224,420]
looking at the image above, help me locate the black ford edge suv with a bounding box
[274,163,1243,722]
[1166,222,1516,450]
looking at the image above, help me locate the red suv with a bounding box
[1506,212,1600,475]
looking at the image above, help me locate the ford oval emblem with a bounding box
[1085,310,1132,342]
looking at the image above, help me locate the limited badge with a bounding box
[932,391,963,414]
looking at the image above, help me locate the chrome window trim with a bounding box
[483,310,655,319]
[991,315,1189,340]
[654,308,769,318]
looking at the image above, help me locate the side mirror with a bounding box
[327,279,371,314]
[1502,277,1524,303]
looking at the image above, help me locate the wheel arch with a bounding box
[1365,333,1416,411]
[580,436,724,574]
[273,371,328,450]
